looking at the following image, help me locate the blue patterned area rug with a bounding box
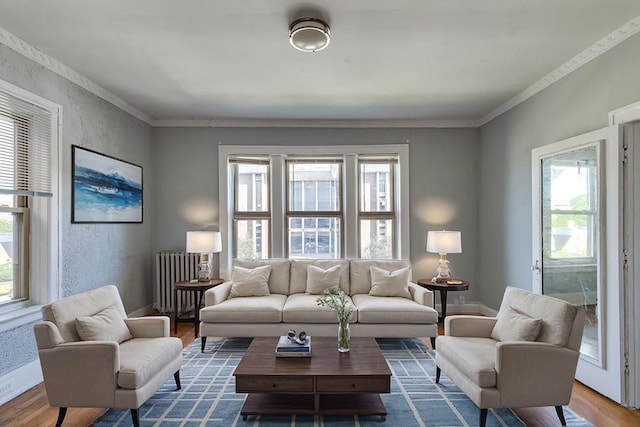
[93,338,591,426]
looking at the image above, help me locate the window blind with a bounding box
[0,89,53,197]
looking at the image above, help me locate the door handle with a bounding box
[531,260,541,274]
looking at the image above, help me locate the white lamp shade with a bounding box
[426,230,462,254]
[186,231,222,253]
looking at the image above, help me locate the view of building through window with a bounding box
[234,162,269,258]
[0,117,17,304]
[230,155,398,260]
[287,161,341,258]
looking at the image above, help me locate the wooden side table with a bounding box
[174,279,224,338]
[417,279,469,322]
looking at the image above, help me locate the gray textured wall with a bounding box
[477,33,640,309]
[151,127,480,291]
[0,45,153,377]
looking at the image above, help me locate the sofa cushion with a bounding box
[369,266,412,299]
[498,286,578,346]
[352,294,437,324]
[283,294,357,323]
[75,305,133,343]
[350,259,411,295]
[234,259,290,294]
[306,265,341,294]
[437,336,497,388]
[290,259,349,294]
[118,337,183,389]
[491,307,542,342]
[200,294,287,323]
[41,285,127,342]
[229,265,271,298]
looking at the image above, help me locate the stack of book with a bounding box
[275,335,311,358]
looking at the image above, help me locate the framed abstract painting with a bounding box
[72,145,143,223]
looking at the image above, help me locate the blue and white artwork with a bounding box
[72,146,142,223]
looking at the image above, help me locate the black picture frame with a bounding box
[71,145,143,223]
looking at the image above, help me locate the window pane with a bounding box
[236,164,268,212]
[288,217,340,259]
[288,162,340,211]
[360,163,392,212]
[360,219,393,259]
[549,213,594,258]
[290,218,302,229]
[235,219,269,259]
[0,210,19,304]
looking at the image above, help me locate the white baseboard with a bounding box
[0,359,43,405]
[128,304,153,318]
[436,302,498,317]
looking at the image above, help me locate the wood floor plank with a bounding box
[1,319,639,426]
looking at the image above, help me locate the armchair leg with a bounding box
[479,408,487,427]
[55,407,67,427]
[174,370,181,390]
[430,337,436,349]
[130,408,140,427]
[435,366,441,383]
[555,405,567,425]
[201,336,207,352]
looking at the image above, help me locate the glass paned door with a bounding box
[541,146,600,361]
[532,125,624,403]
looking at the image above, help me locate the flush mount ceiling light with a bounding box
[289,17,330,52]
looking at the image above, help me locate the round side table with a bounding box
[417,279,469,322]
[174,279,224,338]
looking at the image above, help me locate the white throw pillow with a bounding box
[229,265,272,297]
[491,306,542,342]
[368,266,412,299]
[305,265,341,294]
[75,305,133,343]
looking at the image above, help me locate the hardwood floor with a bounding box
[1,320,639,426]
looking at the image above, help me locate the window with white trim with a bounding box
[286,158,342,258]
[0,80,58,321]
[220,145,409,272]
[359,159,395,259]
[231,158,270,259]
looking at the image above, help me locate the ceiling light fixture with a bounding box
[289,17,330,52]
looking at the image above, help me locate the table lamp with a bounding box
[186,231,222,281]
[426,230,462,281]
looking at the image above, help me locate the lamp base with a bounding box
[432,253,451,282]
[197,253,212,282]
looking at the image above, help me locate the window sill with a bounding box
[0,305,43,333]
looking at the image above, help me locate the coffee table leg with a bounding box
[314,393,320,411]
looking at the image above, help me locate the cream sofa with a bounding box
[34,285,183,427]
[199,258,439,351]
[435,286,585,427]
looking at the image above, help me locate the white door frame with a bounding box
[610,101,640,409]
[531,125,625,403]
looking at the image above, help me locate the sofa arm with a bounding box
[444,315,497,337]
[204,281,232,306]
[496,341,579,407]
[34,321,64,350]
[408,282,434,307]
[38,341,120,408]
[125,316,169,338]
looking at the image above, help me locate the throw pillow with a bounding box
[229,265,272,297]
[369,266,412,299]
[305,265,341,294]
[75,305,133,343]
[491,306,542,342]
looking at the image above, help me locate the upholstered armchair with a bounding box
[435,286,585,427]
[33,285,183,427]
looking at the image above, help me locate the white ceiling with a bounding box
[1,0,640,126]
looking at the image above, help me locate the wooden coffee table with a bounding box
[233,337,392,420]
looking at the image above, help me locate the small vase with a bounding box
[338,320,350,352]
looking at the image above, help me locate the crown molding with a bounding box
[2,12,639,130]
[0,25,151,124]
[150,118,479,128]
[480,14,640,126]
